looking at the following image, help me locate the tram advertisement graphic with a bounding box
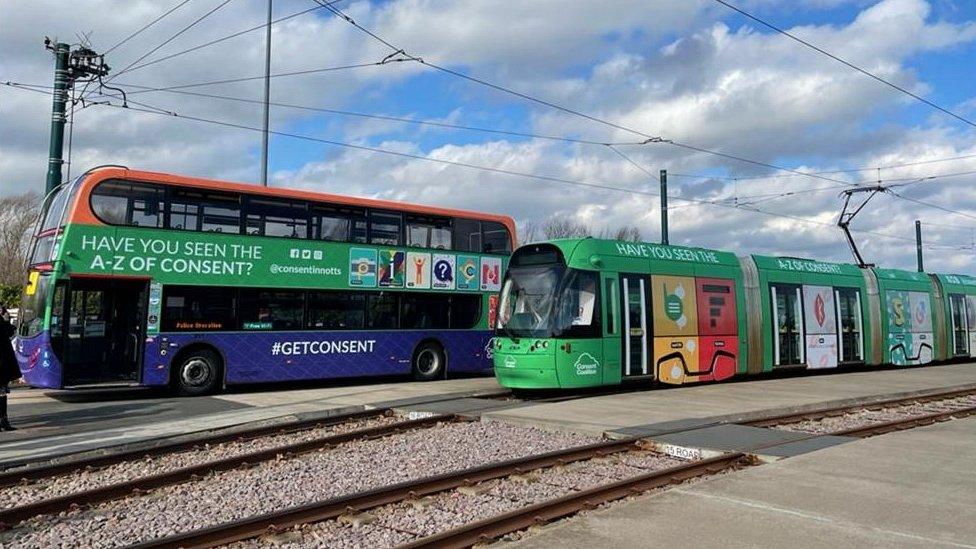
[60,225,504,292]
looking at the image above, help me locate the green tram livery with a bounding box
[493,238,976,389]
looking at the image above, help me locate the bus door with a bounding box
[62,278,148,386]
[620,274,650,377]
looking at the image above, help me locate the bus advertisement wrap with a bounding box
[63,225,503,291]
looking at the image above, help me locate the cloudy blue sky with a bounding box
[2,0,976,271]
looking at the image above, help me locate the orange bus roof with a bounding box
[67,167,517,242]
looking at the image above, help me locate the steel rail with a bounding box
[0,414,455,529]
[830,404,976,438]
[0,408,389,488]
[124,438,642,549]
[398,453,751,549]
[742,386,976,427]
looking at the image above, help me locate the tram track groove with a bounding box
[0,414,455,529]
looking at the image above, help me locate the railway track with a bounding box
[0,413,455,528]
[4,386,974,548]
[741,386,976,428]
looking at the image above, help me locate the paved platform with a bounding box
[484,363,976,436]
[513,416,976,549]
[0,376,502,468]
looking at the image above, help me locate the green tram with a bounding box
[493,238,976,389]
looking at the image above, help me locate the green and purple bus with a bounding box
[17,167,514,395]
[493,238,976,389]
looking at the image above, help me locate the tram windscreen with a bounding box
[497,267,599,338]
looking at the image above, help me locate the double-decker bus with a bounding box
[17,167,514,395]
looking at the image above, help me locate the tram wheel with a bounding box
[412,342,446,381]
[174,348,223,396]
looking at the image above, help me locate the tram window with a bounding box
[306,292,366,330]
[91,180,165,227]
[772,284,803,366]
[162,286,237,331]
[950,294,968,356]
[454,218,482,252]
[450,295,482,329]
[406,215,452,249]
[366,292,399,329]
[605,279,617,335]
[246,198,308,238]
[482,221,511,254]
[836,288,862,362]
[239,289,304,330]
[401,294,450,329]
[369,211,402,246]
[312,205,367,243]
[553,270,600,338]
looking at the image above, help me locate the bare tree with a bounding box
[542,217,590,240]
[613,225,642,242]
[0,192,41,286]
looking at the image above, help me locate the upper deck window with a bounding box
[313,205,367,243]
[91,180,165,228]
[482,221,511,254]
[406,215,451,249]
[454,218,482,253]
[246,197,308,238]
[369,211,402,246]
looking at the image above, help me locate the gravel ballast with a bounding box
[775,394,976,434]
[0,421,596,548]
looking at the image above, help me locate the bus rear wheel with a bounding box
[412,342,445,381]
[174,349,222,396]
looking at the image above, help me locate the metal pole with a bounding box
[45,41,70,194]
[915,220,924,272]
[260,0,273,186]
[660,169,669,245]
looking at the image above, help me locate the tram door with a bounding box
[620,274,650,377]
[61,278,148,386]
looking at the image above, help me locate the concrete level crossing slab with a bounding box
[645,424,855,459]
[483,363,976,436]
[0,376,501,468]
[512,416,976,549]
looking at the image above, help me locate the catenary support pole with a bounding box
[260,0,273,186]
[660,169,669,245]
[916,220,924,272]
[45,41,70,194]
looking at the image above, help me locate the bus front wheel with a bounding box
[174,349,222,396]
[412,342,446,381]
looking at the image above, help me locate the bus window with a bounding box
[200,194,241,234]
[162,286,237,331]
[369,211,402,246]
[450,295,482,329]
[307,291,366,330]
[18,272,53,338]
[239,289,304,330]
[167,189,201,231]
[482,221,511,254]
[366,292,399,329]
[454,218,481,253]
[406,215,452,249]
[91,180,165,228]
[312,206,367,243]
[401,294,450,329]
[246,198,308,238]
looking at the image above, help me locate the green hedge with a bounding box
[0,285,20,308]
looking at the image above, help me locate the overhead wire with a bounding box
[311,0,856,188]
[6,80,973,252]
[119,0,346,76]
[91,0,236,98]
[102,0,194,55]
[711,0,976,129]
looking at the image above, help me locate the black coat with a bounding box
[0,317,20,385]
